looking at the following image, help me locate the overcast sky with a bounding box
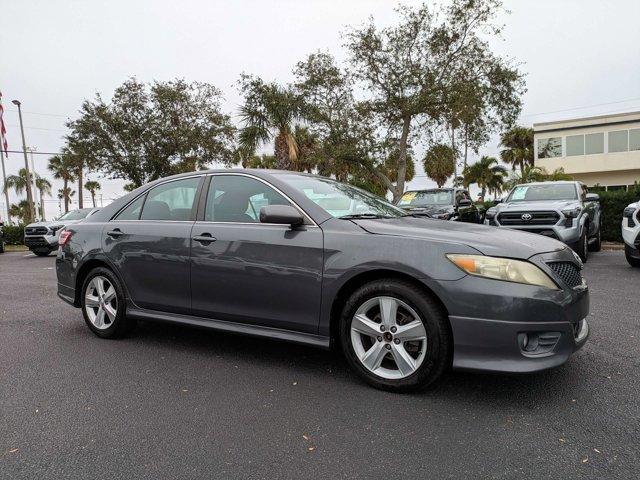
[1,0,639,220]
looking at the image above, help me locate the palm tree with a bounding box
[423,144,456,188]
[84,180,101,207]
[546,167,573,181]
[500,126,534,176]
[35,177,52,221]
[238,77,302,170]
[462,156,508,200]
[9,200,31,224]
[505,165,547,190]
[48,154,76,213]
[3,168,30,196]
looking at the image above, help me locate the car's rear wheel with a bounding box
[339,279,451,392]
[33,249,51,257]
[81,267,134,338]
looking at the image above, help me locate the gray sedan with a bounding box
[55,170,589,391]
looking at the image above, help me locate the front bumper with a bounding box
[24,234,58,250]
[436,248,589,373]
[622,216,640,250]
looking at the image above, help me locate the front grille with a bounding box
[548,261,583,289]
[497,211,560,226]
[25,226,49,235]
[24,236,49,247]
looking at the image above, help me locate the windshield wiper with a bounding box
[338,213,391,220]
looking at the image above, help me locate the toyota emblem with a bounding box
[521,213,532,221]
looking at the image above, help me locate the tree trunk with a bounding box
[463,125,469,170]
[393,115,412,203]
[274,131,291,170]
[451,123,457,185]
[480,187,486,201]
[63,179,69,213]
[77,169,83,209]
[40,191,46,221]
[91,192,96,208]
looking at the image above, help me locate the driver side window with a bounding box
[205,175,292,223]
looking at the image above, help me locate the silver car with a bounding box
[24,208,98,256]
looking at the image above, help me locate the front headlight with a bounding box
[446,254,558,289]
[485,208,497,219]
[561,206,581,218]
[50,225,64,235]
[432,212,451,220]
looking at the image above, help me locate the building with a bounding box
[533,111,640,190]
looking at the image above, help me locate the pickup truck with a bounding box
[484,181,601,262]
[396,188,482,223]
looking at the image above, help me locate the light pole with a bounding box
[26,146,39,219]
[12,100,36,222]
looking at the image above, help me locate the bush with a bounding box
[598,186,640,242]
[2,225,25,245]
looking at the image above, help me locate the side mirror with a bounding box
[585,193,600,202]
[458,198,472,207]
[260,205,304,227]
[493,198,503,205]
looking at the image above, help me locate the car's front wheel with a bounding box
[339,279,451,392]
[33,249,52,257]
[81,267,135,338]
[589,223,602,252]
[626,245,640,268]
[574,229,589,263]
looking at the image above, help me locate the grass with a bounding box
[4,244,29,252]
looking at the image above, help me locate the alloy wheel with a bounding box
[350,296,427,379]
[84,275,118,330]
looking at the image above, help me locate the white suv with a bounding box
[622,201,640,267]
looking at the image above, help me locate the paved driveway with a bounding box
[0,250,638,479]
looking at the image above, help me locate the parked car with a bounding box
[56,170,589,392]
[484,181,601,262]
[0,221,5,253]
[396,188,482,223]
[24,208,98,256]
[622,201,640,267]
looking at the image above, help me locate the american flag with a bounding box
[0,91,8,157]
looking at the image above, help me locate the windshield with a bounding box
[398,190,453,207]
[276,174,406,218]
[57,208,93,221]
[506,184,578,202]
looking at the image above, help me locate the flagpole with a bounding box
[0,93,11,223]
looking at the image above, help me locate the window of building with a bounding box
[537,137,562,158]
[629,129,640,151]
[585,132,604,155]
[140,177,200,221]
[566,135,584,156]
[608,130,628,153]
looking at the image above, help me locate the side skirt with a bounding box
[126,305,331,349]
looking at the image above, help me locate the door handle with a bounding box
[107,228,124,238]
[193,233,216,245]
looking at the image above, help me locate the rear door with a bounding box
[190,174,324,333]
[103,176,203,314]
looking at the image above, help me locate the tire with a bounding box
[626,245,640,268]
[33,249,52,257]
[588,224,602,252]
[81,267,135,338]
[339,279,451,392]
[573,229,588,263]
[0,240,4,253]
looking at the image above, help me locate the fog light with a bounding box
[521,333,529,349]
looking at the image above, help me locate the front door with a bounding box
[190,174,323,334]
[103,176,202,314]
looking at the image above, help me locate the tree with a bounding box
[545,167,573,181]
[505,164,547,189]
[48,154,76,213]
[84,180,101,207]
[423,144,455,187]
[343,0,524,201]
[500,126,534,176]
[9,200,31,224]
[237,74,303,170]
[462,155,507,200]
[35,177,52,221]
[66,78,236,190]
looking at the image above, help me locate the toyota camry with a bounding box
[56,170,590,391]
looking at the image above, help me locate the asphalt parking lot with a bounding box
[0,250,638,479]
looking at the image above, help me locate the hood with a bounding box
[25,219,83,229]
[494,200,579,212]
[401,205,454,216]
[352,216,566,260]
